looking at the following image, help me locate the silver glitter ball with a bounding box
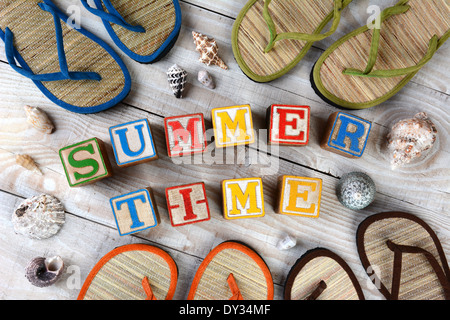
[336,172,375,210]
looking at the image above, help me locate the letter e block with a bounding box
[320,112,371,158]
[166,182,211,227]
[222,177,265,220]
[109,119,158,167]
[212,105,255,148]
[110,188,160,236]
[277,176,322,218]
[164,113,207,157]
[59,137,113,187]
[267,104,310,146]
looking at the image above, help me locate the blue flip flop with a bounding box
[0,0,131,114]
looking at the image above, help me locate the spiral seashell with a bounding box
[25,256,64,287]
[12,194,65,239]
[192,31,228,70]
[167,64,188,99]
[24,106,55,134]
[197,70,215,89]
[386,112,437,168]
[15,154,43,175]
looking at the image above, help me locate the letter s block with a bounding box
[110,188,160,236]
[267,104,310,146]
[59,137,113,187]
[212,105,255,148]
[320,112,372,158]
[222,177,265,220]
[277,175,322,218]
[109,119,158,167]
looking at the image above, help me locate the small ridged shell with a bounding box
[15,154,42,175]
[24,106,55,134]
[192,31,228,70]
[167,64,188,98]
[25,256,64,287]
[198,70,215,89]
[12,194,65,239]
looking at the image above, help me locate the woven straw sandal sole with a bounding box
[78,244,178,300]
[312,0,450,110]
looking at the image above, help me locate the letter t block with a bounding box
[222,177,265,220]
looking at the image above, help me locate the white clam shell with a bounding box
[24,105,55,134]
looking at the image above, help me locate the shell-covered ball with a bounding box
[336,172,375,210]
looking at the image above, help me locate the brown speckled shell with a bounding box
[192,31,228,70]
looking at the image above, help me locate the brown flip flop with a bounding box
[284,248,365,300]
[357,212,450,300]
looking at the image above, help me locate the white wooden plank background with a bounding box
[0,0,448,300]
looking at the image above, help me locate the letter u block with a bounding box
[110,188,160,236]
[109,119,158,167]
[267,104,310,146]
[276,175,322,218]
[212,105,255,148]
[222,177,265,220]
[320,112,372,158]
[164,113,207,157]
[59,137,113,187]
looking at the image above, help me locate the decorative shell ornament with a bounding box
[336,172,376,210]
[386,112,437,168]
[15,154,43,175]
[24,105,55,134]
[25,256,64,287]
[12,194,65,239]
[192,31,228,70]
[167,64,188,99]
[198,70,215,89]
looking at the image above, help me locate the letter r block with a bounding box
[320,112,372,158]
[165,182,211,227]
[164,113,207,157]
[267,104,310,146]
[222,177,265,220]
[59,137,113,187]
[212,105,255,148]
[110,188,160,236]
[109,119,158,167]
[277,175,322,218]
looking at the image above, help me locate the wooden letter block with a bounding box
[164,113,207,157]
[59,137,112,187]
[212,105,255,148]
[277,176,322,218]
[222,177,265,220]
[267,104,310,146]
[109,119,158,167]
[166,182,211,227]
[320,112,372,158]
[110,188,160,236]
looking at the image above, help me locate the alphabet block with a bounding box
[59,137,113,187]
[222,177,265,220]
[212,105,255,148]
[277,175,322,218]
[110,188,160,236]
[267,104,310,146]
[320,112,372,158]
[164,113,207,157]
[166,182,211,227]
[109,119,158,167]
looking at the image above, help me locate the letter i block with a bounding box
[165,182,211,227]
[222,177,265,220]
[164,113,207,157]
[320,112,372,158]
[59,137,113,187]
[110,188,160,236]
[277,176,322,218]
[212,105,255,148]
[267,104,310,146]
[109,119,158,167]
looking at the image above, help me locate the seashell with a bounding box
[15,154,43,175]
[167,64,188,99]
[336,172,376,210]
[276,234,296,250]
[24,105,55,134]
[386,112,437,168]
[197,70,215,89]
[25,256,64,287]
[12,194,65,239]
[192,31,228,70]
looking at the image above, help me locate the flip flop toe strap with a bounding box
[386,240,450,300]
[227,273,244,300]
[142,276,157,300]
[306,280,327,300]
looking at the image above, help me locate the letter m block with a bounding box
[222,177,265,220]
[212,105,255,148]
